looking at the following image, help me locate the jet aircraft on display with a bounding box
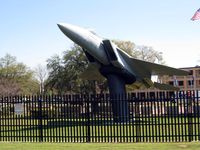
[57,23,188,91]
[57,23,188,122]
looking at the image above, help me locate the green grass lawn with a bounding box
[1,117,200,142]
[0,142,200,150]
[1,116,200,142]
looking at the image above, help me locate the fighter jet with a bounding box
[57,23,188,91]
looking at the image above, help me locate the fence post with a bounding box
[135,98,141,142]
[38,96,43,142]
[187,94,193,142]
[86,95,91,142]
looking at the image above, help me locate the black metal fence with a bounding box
[0,91,200,142]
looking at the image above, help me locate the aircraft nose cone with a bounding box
[57,23,64,30]
[57,22,110,65]
[57,23,71,31]
[57,23,88,46]
[57,23,74,36]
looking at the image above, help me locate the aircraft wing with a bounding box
[117,48,189,76]
[81,64,180,91]
[129,58,189,76]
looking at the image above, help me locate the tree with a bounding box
[46,45,97,94]
[46,54,65,94]
[34,64,48,95]
[46,45,104,116]
[112,40,164,64]
[112,40,136,57]
[134,45,164,64]
[0,54,39,95]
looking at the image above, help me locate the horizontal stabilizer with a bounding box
[128,80,179,91]
[126,81,145,90]
[154,82,179,91]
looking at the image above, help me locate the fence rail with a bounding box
[0,91,200,142]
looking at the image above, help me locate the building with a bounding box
[159,66,200,91]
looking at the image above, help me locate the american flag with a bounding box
[191,8,200,21]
